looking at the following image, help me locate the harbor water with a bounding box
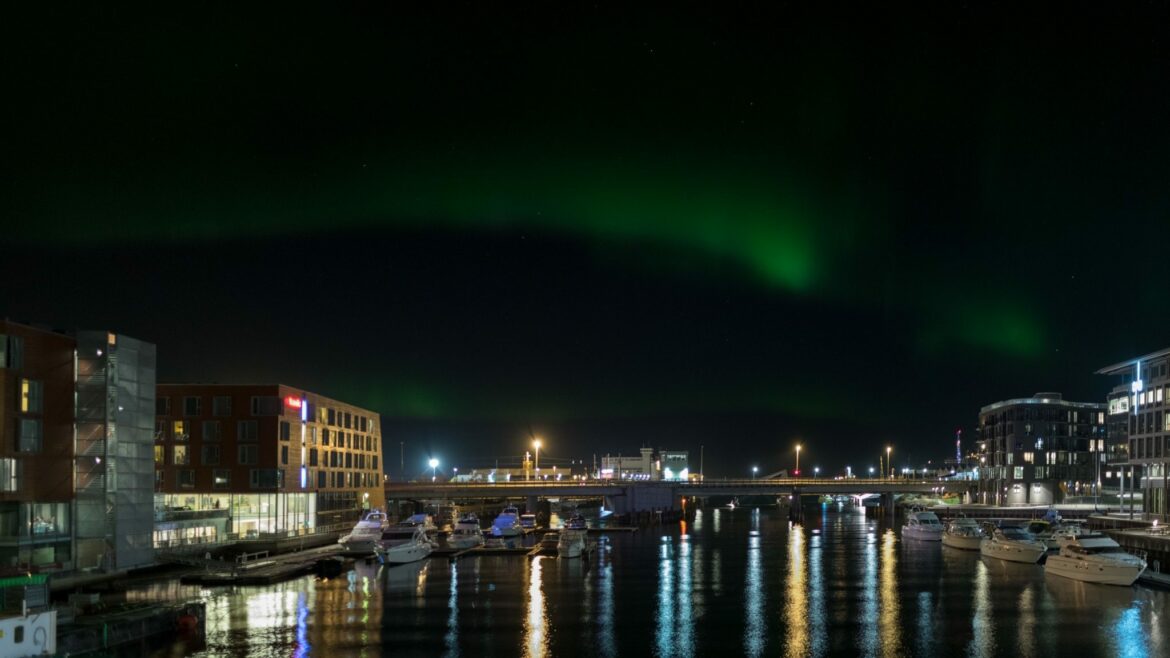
[127,504,1168,657]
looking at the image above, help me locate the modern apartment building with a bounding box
[1097,347,1170,517]
[976,392,1106,505]
[153,384,385,547]
[0,321,157,573]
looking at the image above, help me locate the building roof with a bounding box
[979,393,1104,415]
[1096,346,1170,375]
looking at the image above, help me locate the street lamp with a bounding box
[795,443,802,476]
[533,438,542,480]
[868,466,875,477]
[429,457,439,482]
[752,466,758,480]
[814,466,820,479]
[886,446,892,479]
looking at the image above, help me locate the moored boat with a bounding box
[557,529,587,558]
[1044,534,1146,586]
[492,506,522,537]
[941,517,984,550]
[377,526,434,565]
[448,514,485,549]
[902,509,944,541]
[980,527,1047,564]
[338,509,389,555]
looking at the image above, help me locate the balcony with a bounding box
[154,507,230,523]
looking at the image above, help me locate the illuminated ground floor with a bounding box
[153,491,363,548]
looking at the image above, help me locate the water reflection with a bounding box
[444,563,458,658]
[656,537,676,655]
[677,533,694,656]
[744,532,765,656]
[808,530,826,656]
[293,591,309,658]
[525,557,548,658]
[858,525,878,654]
[598,547,617,657]
[968,559,993,658]
[784,523,808,658]
[878,529,901,657]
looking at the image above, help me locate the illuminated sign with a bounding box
[285,396,302,409]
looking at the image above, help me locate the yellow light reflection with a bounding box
[1016,585,1034,657]
[879,529,901,657]
[784,524,808,658]
[655,538,675,655]
[524,556,548,658]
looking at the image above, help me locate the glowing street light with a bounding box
[869,466,875,477]
[795,443,802,476]
[429,457,439,482]
[886,446,892,479]
[814,466,820,479]
[533,438,542,480]
[752,466,759,480]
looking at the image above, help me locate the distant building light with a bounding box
[285,396,302,409]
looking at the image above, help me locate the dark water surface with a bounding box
[129,506,1168,657]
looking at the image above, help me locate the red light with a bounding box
[794,469,801,476]
[285,396,302,409]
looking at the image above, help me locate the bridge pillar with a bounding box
[526,495,539,513]
[789,487,803,522]
[883,492,896,517]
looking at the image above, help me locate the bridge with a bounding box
[384,478,947,515]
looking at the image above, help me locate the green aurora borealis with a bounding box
[5,4,1169,471]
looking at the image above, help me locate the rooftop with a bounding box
[1096,346,1170,376]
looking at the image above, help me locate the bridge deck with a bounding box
[383,478,946,499]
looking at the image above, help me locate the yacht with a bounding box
[377,525,434,565]
[1044,534,1147,586]
[539,532,560,551]
[519,513,538,529]
[448,514,485,549]
[338,509,388,555]
[436,503,460,533]
[980,527,1047,564]
[941,517,984,550]
[902,509,944,541]
[557,528,587,558]
[397,513,437,533]
[491,506,522,537]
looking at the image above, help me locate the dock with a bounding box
[180,545,349,586]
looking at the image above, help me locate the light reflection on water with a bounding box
[114,505,1169,657]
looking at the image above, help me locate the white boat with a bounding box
[491,506,522,537]
[338,509,388,555]
[1044,534,1146,586]
[941,517,984,550]
[377,526,433,565]
[557,529,587,558]
[519,513,538,529]
[539,532,560,551]
[397,513,437,533]
[448,514,485,549]
[902,509,944,541]
[980,527,1047,564]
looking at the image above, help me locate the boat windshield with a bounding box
[1000,528,1030,540]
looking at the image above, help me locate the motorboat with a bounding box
[448,514,485,549]
[396,513,437,533]
[1026,520,1088,550]
[376,526,433,565]
[557,528,587,558]
[338,509,388,555]
[980,527,1047,564]
[491,506,522,537]
[1044,534,1146,586]
[941,517,984,550]
[902,509,944,541]
[379,525,427,548]
[519,513,538,529]
[563,513,588,531]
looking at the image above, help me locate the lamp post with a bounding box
[869,466,874,478]
[886,446,892,479]
[533,438,542,480]
[795,444,802,477]
[752,466,758,480]
[814,466,819,479]
[429,457,439,482]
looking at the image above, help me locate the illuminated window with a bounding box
[1165,414,1170,432]
[1023,452,1034,463]
[213,470,230,489]
[1158,388,1165,403]
[154,445,164,465]
[20,379,42,413]
[172,420,186,440]
[173,445,189,465]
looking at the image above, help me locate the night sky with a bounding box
[4,4,1169,479]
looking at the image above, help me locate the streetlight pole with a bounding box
[814,467,819,479]
[886,446,892,480]
[752,466,758,480]
[533,438,542,480]
[795,444,801,477]
[429,457,439,482]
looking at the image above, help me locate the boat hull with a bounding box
[981,541,1046,564]
[942,533,983,550]
[492,526,522,537]
[557,530,586,558]
[380,543,432,565]
[338,538,379,555]
[448,536,484,550]
[903,526,943,541]
[1045,556,1144,586]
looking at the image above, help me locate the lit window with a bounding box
[172,420,186,439]
[20,379,42,413]
[1023,452,1034,463]
[173,445,189,465]
[154,445,164,465]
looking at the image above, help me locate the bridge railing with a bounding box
[384,478,944,489]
